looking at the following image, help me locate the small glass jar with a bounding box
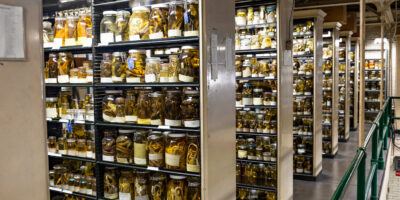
[104,167,119,199]
[160,63,169,83]
[165,90,182,126]
[236,9,247,26]
[53,17,66,47]
[57,52,74,83]
[129,6,150,40]
[85,97,94,122]
[297,144,306,155]
[86,140,95,159]
[43,21,54,45]
[115,10,130,42]
[188,177,201,200]
[102,90,123,122]
[83,61,93,83]
[77,12,92,45]
[47,136,57,153]
[116,129,134,164]
[179,46,199,82]
[145,57,161,83]
[100,53,113,83]
[57,137,67,155]
[149,4,168,39]
[168,2,184,37]
[242,59,252,78]
[45,54,58,83]
[53,165,67,188]
[266,6,277,23]
[100,11,117,44]
[69,68,79,83]
[134,130,148,166]
[102,130,116,162]
[111,52,126,83]
[238,144,247,159]
[247,7,254,25]
[125,90,138,123]
[181,90,200,127]
[304,158,312,174]
[253,88,263,106]
[186,134,200,172]
[134,171,150,199]
[76,139,87,157]
[242,83,253,105]
[148,132,165,167]
[118,170,133,200]
[77,66,87,83]
[126,49,146,83]
[168,55,180,82]
[149,92,164,125]
[46,97,59,119]
[65,16,78,46]
[115,97,126,123]
[167,175,188,199]
[184,0,199,36]
[166,133,186,170]
[137,89,152,124]
[67,138,77,156]
[150,173,166,200]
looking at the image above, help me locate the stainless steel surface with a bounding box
[331,24,340,155]
[344,32,352,140]
[200,0,236,199]
[353,38,360,130]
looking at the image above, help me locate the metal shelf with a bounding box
[293,154,313,158]
[47,119,94,125]
[236,132,277,137]
[93,0,129,7]
[95,82,199,87]
[49,187,96,199]
[236,48,277,55]
[293,114,313,118]
[46,83,93,87]
[96,122,200,133]
[95,37,199,51]
[293,94,313,98]
[236,184,277,193]
[236,105,277,109]
[293,74,313,78]
[44,46,92,53]
[236,158,276,165]
[48,153,96,163]
[293,54,313,58]
[235,0,277,8]
[293,134,313,138]
[236,23,277,30]
[365,90,380,92]
[236,77,277,81]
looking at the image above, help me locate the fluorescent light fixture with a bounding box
[322,31,331,38]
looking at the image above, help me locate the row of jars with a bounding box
[236,136,277,162]
[293,21,314,37]
[366,104,380,112]
[236,162,277,189]
[323,141,332,154]
[53,194,88,200]
[236,108,277,134]
[100,47,199,83]
[102,129,200,173]
[235,5,277,26]
[293,77,313,95]
[102,88,199,127]
[365,71,382,80]
[293,38,314,56]
[293,59,313,76]
[47,8,92,47]
[48,136,95,159]
[366,82,381,90]
[235,27,277,50]
[293,137,313,155]
[45,53,93,84]
[293,97,313,116]
[365,60,383,69]
[235,56,277,78]
[293,116,313,136]
[237,188,276,200]
[100,1,199,44]
[293,156,312,174]
[322,75,332,91]
[57,123,94,141]
[103,168,200,200]
[237,83,277,106]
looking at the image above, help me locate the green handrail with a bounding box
[331,97,393,200]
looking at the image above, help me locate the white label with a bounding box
[251,74,258,78]
[169,77,178,82]
[242,98,253,105]
[168,29,182,37]
[238,150,247,158]
[304,111,311,115]
[46,108,58,118]
[236,128,242,132]
[100,32,114,44]
[145,74,156,83]
[115,117,126,123]
[270,157,276,161]
[65,38,76,46]
[150,119,162,125]
[48,148,57,153]
[64,190,73,194]
[165,153,181,167]
[253,98,263,105]
[242,128,249,132]
[129,35,141,41]
[69,77,79,83]
[135,195,149,200]
[101,77,113,83]
[125,115,138,122]
[149,32,164,39]
[263,129,270,134]
[296,168,304,173]
[149,153,163,161]
[103,114,115,122]
[115,35,122,42]
[45,78,57,83]
[103,155,114,162]
[83,38,92,47]
[270,101,277,106]
[112,76,123,82]
[187,164,200,172]
[85,113,94,122]
[184,120,200,128]
[119,192,131,200]
[248,155,256,160]
[44,42,53,48]
[179,74,194,82]
[78,152,86,157]
[87,189,93,195]
[236,101,242,106]
[53,38,63,49]
[184,30,199,37]
[126,77,142,83]
[242,69,251,78]
[86,76,93,83]
[165,119,182,126]
[68,150,77,156]
[134,157,147,165]
[236,72,242,77]
[235,17,247,26]
[87,151,93,158]
[117,157,129,163]
[306,72,313,75]
[160,77,169,83]
[58,150,67,155]
[58,75,69,83]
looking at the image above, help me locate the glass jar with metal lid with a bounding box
[57,52,74,83]
[184,0,199,36]
[102,130,116,162]
[76,139,87,157]
[242,83,253,105]
[111,52,126,83]
[181,90,200,127]
[164,90,182,126]
[168,55,180,82]
[115,10,130,42]
[46,97,59,119]
[100,11,117,44]
[149,92,164,125]
[125,89,138,123]
[118,170,134,200]
[57,137,67,155]
[134,130,148,166]
[43,21,54,45]
[188,177,201,199]
[165,133,186,170]
[253,88,263,106]
[150,173,166,199]
[45,54,58,83]
[126,49,146,83]
[53,17,66,47]
[65,16,78,46]
[102,90,123,122]
[137,89,152,124]
[167,175,188,199]
[149,3,168,39]
[100,53,113,83]
[186,134,200,172]
[67,138,77,156]
[134,170,150,199]
[47,136,57,153]
[53,164,67,188]
[104,167,118,199]
[116,129,134,163]
[77,12,92,45]
[148,131,165,167]
[179,46,199,82]
[129,6,150,40]
[114,97,126,123]
[145,57,161,83]
[242,59,252,78]
[168,1,184,37]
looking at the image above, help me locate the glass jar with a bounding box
[114,97,126,123]
[179,46,199,82]
[57,137,67,155]
[67,138,77,156]
[188,177,201,200]
[77,66,87,83]
[148,132,165,167]
[167,175,188,200]
[129,6,150,40]
[134,130,148,166]
[53,17,66,47]
[118,170,133,200]
[242,59,252,78]
[76,139,87,157]
[126,49,146,83]
[46,97,59,119]
[184,0,199,36]
[166,133,186,170]
[150,173,166,200]
[57,52,74,83]
[253,88,263,106]
[246,7,254,25]
[137,89,152,124]
[100,11,117,44]
[150,92,164,125]
[83,61,93,83]
[116,129,134,163]
[149,4,169,39]
[53,165,67,188]
[238,144,247,159]
[236,9,247,26]
[102,90,123,122]
[77,12,92,45]
[87,140,95,159]
[111,52,126,83]
[43,21,54,45]
[45,53,58,83]
[160,63,169,83]
[168,1,184,37]
[168,55,180,82]
[242,83,253,105]
[186,134,200,172]
[165,90,182,126]
[115,10,130,42]
[181,90,200,127]
[266,6,277,23]
[69,68,79,83]
[100,53,113,83]
[145,57,161,83]
[85,97,94,122]
[102,130,116,162]
[65,16,78,46]
[47,136,57,153]
[125,90,138,123]
[134,171,150,199]
[104,167,118,199]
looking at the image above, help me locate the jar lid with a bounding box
[182,46,198,50]
[151,3,168,8]
[105,90,123,94]
[46,97,58,102]
[168,133,186,138]
[132,6,150,12]
[119,129,135,134]
[112,52,123,56]
[150,173,166,181]
[253,88,263,92]
[55,16,65,20]
[149,91,162,98]
[256,147,263,150]
[115,97,125,103]
[77,139,86,142]
[166,90,181,94]
[129,49,146,53]
[146,57,161,62]
[103,10,117,15]
[170,175,187,179]
[247,138,255,142]
[148,133,163,140]
[184,90,200,95]
[48,136,56,139]
[67,138,76,142]
[187,133,200,138]
[237,9,246,12]
[116,10,130,15]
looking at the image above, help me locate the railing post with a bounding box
[378,115,385,170]
[371,128,379,199]
[383,105,388,150]
[358,150,366,200]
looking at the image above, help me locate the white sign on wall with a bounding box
[0,4,25,60]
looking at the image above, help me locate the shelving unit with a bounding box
[292,10,326,180]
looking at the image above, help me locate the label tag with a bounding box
[147,166,159,171]
[63,190,73,194]
[49,187,62,192]
[158,125,170,129]
[48,152,61,157]
[83,38,92,47]
[74,120,85,124]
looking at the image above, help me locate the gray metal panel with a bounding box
[344,34,351,140]
[330,27,339,155]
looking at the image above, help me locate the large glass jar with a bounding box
[179,46,199,82]
[165,133,186,170]
[100,53,113,83]
[67,138,77,156]
[266,6,277,23]
[137,89,152,124]
[134,171,150,199]
[188,177,201,200]
[47,136,57,153]
[148,132,165,167]
[150,92,164,125]
[85,97,94,122]
[168,1,184,37]
[125,90,137,123]
[150,173,166,200]
[236,9,247,26]
[182,90,200,127]
[126,49,146,83]
[102,90,123,122]
[77,12,92,45]
[57,137,67,155]
[167,175,188,200]
[129,6,150,40]
[168,55,180,82]
[149,4,168,39]
[54,17,66,47]
[46,97,59,119]
[104,167,119,199]
[115,11,130,42]
[57,52,74,83]
[183,0,199,36]
[53,165,67,188]
[45,54,58,83]
[134,130,148,166]
[165,90,182,126]
[111,52,126,83]
[100,11,117,44]
[102,130,116,162]
[145,57,161,83]
[43,21,54,45]
[76,139,87,157]
[186,134,200,172]
[118,170,133,200]
[65,16,78,46]
[116,129,134,163]
[242,83,253,105]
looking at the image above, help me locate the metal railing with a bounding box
[331,97,397,200]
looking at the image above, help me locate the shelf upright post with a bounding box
[359,0,366,147]
[380,14,384,109]
[351,38,360,130]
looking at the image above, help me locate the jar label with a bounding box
[151,119,162,125]
[126,77,141,83]
[119,192,131,200]
[187,164,200,172]
[129,35,141,41]
[135,195,149,200]
[45,78,57,83]
[86,189,92,195]
[169,77,178,83]
[86,113,94,122]
[138,118,151,125]
[100,77,113,83]
[235,17,247,26]
[251,74,258,78]
[78,152,86,157]
[69,77,79,83]
[242,98,253,105]
[58,150,67,155]
[270,101,277,106]
[77,37,86,46]
[149,153,163,161]
[48,148,56,153]
[270,157,276,161]
[103,155,114,162]
[100,33,114,44]
[165,153,181,167]
[115,35,123,42]
[165,119,182,127]
[236,72,242,77]
[247,155,256,160]
[184,120,200,128]
[125,115,138,122]
[149,32,164,40]
[253,98,263,105]
[296,168,304,173]
[178,74,194,82]
[117,157,129,163]
[160,77,169,83]
[236,101,242,106]
[134,143,147,164]
[183,30,199,37]
[115,117,126,123]
[58,75,69,83]
[257,128,263,133]
[46,108,58,119]
[67,150,77,156]
[168,29,182,37]
[242,69,251,78]
[53,38,63,48]
[238,150,247,158]
[145,74,156,83]
[236,128,242,132]
[86,76,93,83]
[102,114,115,122]
[104,193,119,199]
[86,151,93,158]
[65,38,76,46]
[112,76,123,82]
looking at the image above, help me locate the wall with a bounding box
[0,0,48,199]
